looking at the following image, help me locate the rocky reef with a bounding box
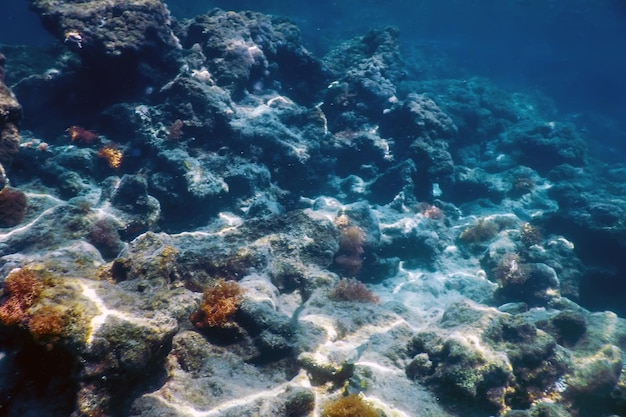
[1,2,626,417]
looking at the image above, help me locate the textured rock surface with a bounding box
[29,0,180,59]
[2,5,626,417]
[0,53,21,175]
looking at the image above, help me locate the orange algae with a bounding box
[67,125,98,145]
[0,267,42,326]
[97,144,123,168]
[322,394,380,417]
[190,279,244,328]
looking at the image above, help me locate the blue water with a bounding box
[162,0,626,159]
[3,0,625,134]
[0,4,624,207]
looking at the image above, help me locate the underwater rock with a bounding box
[4,4,626,417]
[0,53,21,173]
[500,121,588,175]
[228,93,330,196]
[237,296,295,361]
[543,164,626,315]
[566,344,623,407]
[538,309,587,347]
[0,261,179,416]
[378,210,449,271]
[130,330,315,416]
[407,300,568,415]
[180,9,328,103]
[106,174,161,237]
[322,26,405,132]
[19,0,181,136]
[445,166,508,204]
[157,73,233,142]
[493,261,561,307]
[411,77,556,148]
[29,0,180,62]
[380,93,457,144]
[368,158,418,205]
[0,202,93,257]
[111,232,177,287]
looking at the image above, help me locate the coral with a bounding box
[0,186,27,227]
[321,394,380,417]
[67,125,98,145]
[96,144,123,168]
[329,278,379,303]
[190,279,244,328]
[0,267,42,326]
[334,225,366,277]
[27,305,67,344]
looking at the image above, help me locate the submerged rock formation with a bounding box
[0,53,21,187]
[1,4,626,417]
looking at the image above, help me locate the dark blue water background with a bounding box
[1,0,625,158]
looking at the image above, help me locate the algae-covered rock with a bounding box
[406,300,569,415]
[0,53,21,172]
[30,0,180,60]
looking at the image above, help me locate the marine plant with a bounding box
[0,267,42,326]
[97,144,123,168]
[459,217,499,243]
[27,304,67,344]
[167,119,184,141]
[0,267,72,347]
[321,394,380,417]
[492,253,527,286]
[67,125,98,145]
[520,222,542,247]
[418,202,445,220]
[334,224,366,277]
[190,278,244,328]
[329,278,379,303]
[0,186,27,227]
[88,218,123,259]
